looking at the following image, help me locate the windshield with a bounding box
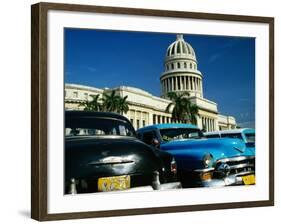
[160,128,203,142]
[65,116,136,137]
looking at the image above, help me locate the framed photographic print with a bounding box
[31,2,274,221]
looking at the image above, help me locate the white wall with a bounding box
[0,0,280,223]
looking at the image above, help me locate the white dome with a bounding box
[160,34,203,99]
[166,35,196,61]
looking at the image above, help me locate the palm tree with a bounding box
[101,90,122,113]
[185,101,199,125]
[79,94,101,111]
[166,92,199,124]
[116,95,129,115]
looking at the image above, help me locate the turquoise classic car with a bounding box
[136,124,255,188]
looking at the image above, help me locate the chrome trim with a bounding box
[68,178,77,195]
[235,171,255,176]
[229,163,255,170]
[217,156,255,163]
[194,167,215,172]
[88,159,134,166]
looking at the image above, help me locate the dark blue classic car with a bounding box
[137,124,255,187]
[65,111,181,194]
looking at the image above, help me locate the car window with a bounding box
[221,133,243,140]
[160,128,203,142]
[142,131,156,145]
[136,132,142,140]
[245,133,255,143]
[65,117,135,137]
[205,134,220,138]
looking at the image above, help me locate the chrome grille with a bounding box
[214,156,255,177]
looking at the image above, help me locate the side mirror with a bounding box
[151,138,160,148]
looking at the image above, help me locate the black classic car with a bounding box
[65,111,181,194]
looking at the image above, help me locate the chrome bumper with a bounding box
[124,182,182,192]
[201,174,253,187]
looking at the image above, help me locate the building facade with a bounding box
[65,35,236,131]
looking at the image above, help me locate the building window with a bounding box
[162,117,165,123]
[166,65,169,71]
[136,120,140,129]
[189,63,192,69]
[171,63,174,69]
[73,91,78,98]
[184,62,187,68]
[142,120,145,127]
[130,119,134,125]
[177,62,180,69]
[153,115,156,124]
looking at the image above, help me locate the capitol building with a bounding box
[65,35,236,131]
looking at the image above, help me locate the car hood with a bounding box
[65,136,162,180]
[160,137,254,170]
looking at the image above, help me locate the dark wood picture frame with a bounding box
[31,2,274,221]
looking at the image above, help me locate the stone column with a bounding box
[193,77,195,91]
[179,77,181,90]
[203,117,206,130]
[199,79,201,96]
[168,78,171,92]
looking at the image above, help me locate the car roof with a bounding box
[65,110,130,123]
[137,123,199,132]
[204,128,255,135]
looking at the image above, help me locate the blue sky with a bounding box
[64,28,255,128]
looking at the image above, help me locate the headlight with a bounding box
[202,153,214,168]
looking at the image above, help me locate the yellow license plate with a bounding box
[98,175,130,192]
[242,175,255,185]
